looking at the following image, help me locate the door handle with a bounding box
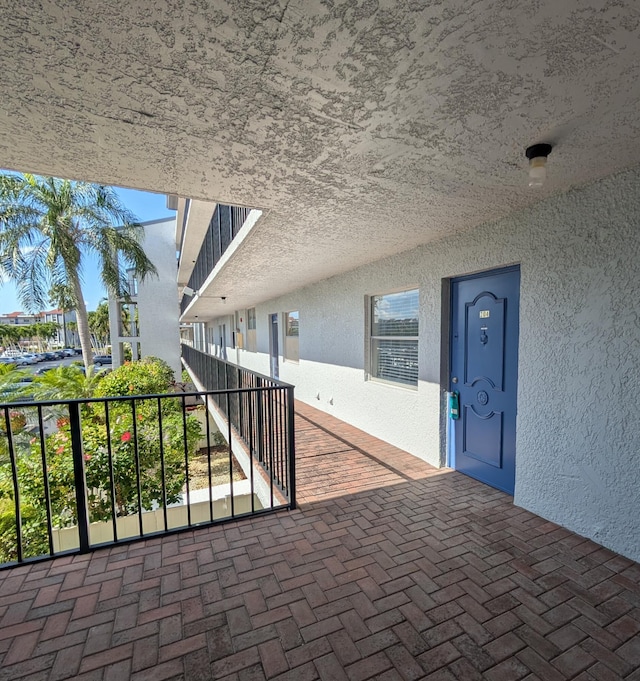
[452,376,458,384]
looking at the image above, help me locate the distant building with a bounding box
[0,311,42,326]
[0,309,78,347]
[41,308,78,346]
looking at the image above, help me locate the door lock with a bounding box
[452,376,458,384]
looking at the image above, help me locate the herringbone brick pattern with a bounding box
[1,402,639,680]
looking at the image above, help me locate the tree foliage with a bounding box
[0,173,158,367]
[96,356,175,397]
[0,357,200,564]
[0,321,59,349]
[87,300,111,346]
[28,365,107,402]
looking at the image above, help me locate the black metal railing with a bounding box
[180,289,193,316]
[184,204,252,302]
[0,381,293,568]
[181,344,296,511]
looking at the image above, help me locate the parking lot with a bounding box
[0,355,81,371]
[1,353,112,373]
[25,355,84,373]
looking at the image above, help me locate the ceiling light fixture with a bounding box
[525,143,552,188]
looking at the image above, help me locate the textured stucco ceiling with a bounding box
[1,0,640,314]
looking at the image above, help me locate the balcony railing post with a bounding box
[4,407,23,563]
[237,366,244,440]
[256,377,265,464]
[69,401,91,553]
[286,386,296,509]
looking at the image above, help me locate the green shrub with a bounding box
[0,355,202,564]
[96,356,174,397]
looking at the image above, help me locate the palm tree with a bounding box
[0,363,29,402]
[49,282,76,347]
[30,365,105,401]
[87,300,111,350]
[0,324,20,352]
[28,322,59,351]
[0,174,157,367]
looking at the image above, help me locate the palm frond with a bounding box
[0,173,158,344]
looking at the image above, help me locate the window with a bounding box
[284,311,299,362]
[246,307,257,352]
[125,268,138,296]
[118,302,139,337]
[234,310,243,349]
[369,289,419,387]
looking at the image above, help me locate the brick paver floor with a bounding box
[1,401,639,680]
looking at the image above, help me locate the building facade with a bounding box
[0,312,43,326]
[179,167,640,564]
[108,217,182,377]
[41,309,77,347]
[0,309,77,347]
[1,0,640,564]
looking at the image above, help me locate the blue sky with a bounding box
[0,184,175,314]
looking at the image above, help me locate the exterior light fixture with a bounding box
[525,143,552,188]
[183,286,195,296]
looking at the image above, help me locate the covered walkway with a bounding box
[0,402,639,680]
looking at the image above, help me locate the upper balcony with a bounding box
[177,200,261,320]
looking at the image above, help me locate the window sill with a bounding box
[366,376,418,392]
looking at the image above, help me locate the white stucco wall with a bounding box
[205,167,640,562]
[110,218,182,377]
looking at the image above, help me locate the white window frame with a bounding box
[367,288,419,389]
[284,310,299,363]
[246,307,257,352]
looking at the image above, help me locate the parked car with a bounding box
[17,354,39,365]
[0,350,24,359]
[0,356,17,364]
[40,352,58,361]
[92,355,113,366]
[52,350,66,359]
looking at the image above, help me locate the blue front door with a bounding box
[450,266,520,495]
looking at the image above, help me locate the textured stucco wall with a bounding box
[137,219,182,376]
[208,167,640,561]
[110,218,181,377]
[4,2,640,329]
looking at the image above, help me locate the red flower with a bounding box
[56,446,65,454]
[121,431,132,443]
[84,454,91,461]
